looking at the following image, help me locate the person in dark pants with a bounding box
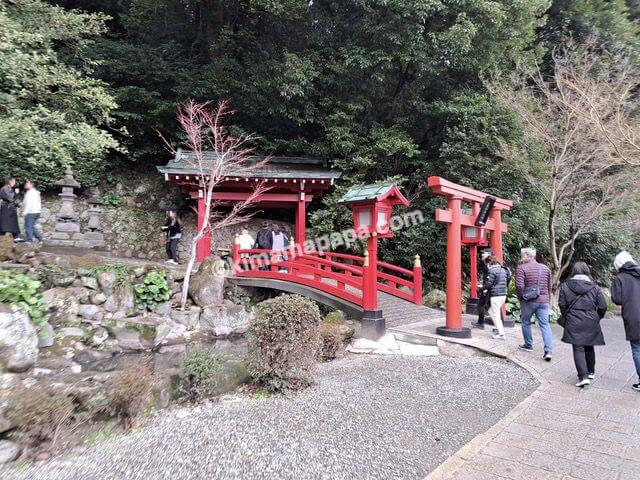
[0,177,20,240]
[611,251,640,392]
[472,250,493,329]
[162,210,181,265]
[559,262,607,388]
[254,221,273,271]
[254,221,273,249]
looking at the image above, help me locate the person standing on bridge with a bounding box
[611,251,640,393]
[516,247,554,361]
[254,221,273,250]
[271,224,290,272]
[483,254,510,340]
[558,262,607,388]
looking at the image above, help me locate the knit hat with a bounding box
[614,251,636,271]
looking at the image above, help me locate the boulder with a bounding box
[97,271,117,295]
[170,306,201,328]
[90,326,109,347]
[42,287,89,325]
[0,305,38,372]
[0,235,15,262]
[103,286,135,313]
[188,256,226,307]
[0,440,20,464]
[106,326,145,351]
[155,301,172,316]
[0,415,15,434]
[50,270,77,287]
[80,276,99,290]
[38,322,55,348]
[57,326,86,339]
[154,321,189,347]
[78,304,101,320]
[200,305,252,337]
[90,291,107,305]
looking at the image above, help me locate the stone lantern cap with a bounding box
[55,166,81,189]
[87,187,104,205]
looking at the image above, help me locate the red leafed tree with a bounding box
[161,100,267,310]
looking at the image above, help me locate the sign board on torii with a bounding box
[427,176,513,338]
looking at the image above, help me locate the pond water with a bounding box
[77,338,248,375]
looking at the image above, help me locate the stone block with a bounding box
[54,222,80,233]
[50,232,72,240]
[71,232,85,240]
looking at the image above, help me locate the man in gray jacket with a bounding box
[515,247,554,361]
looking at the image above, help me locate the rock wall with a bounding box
[34,172,292,262]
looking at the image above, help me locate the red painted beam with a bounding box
[435,209,509,233]
[428,176,513,210]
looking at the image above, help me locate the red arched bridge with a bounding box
[230,245,423,325]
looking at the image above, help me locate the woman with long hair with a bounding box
[559,261,607,387]
[161,210,182,265]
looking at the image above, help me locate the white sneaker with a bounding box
[576,379,591,388]
[587,373,595,380]
[165,260,173,264]
[492,334,506,340]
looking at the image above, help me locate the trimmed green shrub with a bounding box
[179,345,222,402]
[134,270,171,311]
[0,270,47,328]
[247,294,321,392]
[423,289,446,310]
[318,323,344,360]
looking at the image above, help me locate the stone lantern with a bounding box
[50,166,81,244]
[87,187,104,232]
[84,187,106,249]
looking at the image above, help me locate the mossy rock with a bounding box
[423,289,446,310]
[323,310,345,325]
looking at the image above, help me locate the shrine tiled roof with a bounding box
[338,181,401,203]
[157,149,341,180]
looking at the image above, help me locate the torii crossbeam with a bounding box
[428,176,513,338]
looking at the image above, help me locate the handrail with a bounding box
[233,241,423,307]
[377,260,413,277]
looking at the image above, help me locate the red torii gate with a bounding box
[428,177,513,338]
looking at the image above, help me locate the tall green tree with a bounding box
[0,0,119,188]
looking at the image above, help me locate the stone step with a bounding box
[390,330,438,346]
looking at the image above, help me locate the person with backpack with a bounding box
[515,247,554,361]
[559,262,607,388]
[611,251,640,392]
[254,221,273,250]
[482,254,511,340]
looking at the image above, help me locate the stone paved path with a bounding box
[390,313,640,480]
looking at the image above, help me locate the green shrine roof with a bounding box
[157,149,341,180]
[338,181,407,204]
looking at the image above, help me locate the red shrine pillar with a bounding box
[196,194,212,262]
[436,195,470,338]
[296,193,306,246]
[489,209,504,263]
[469,245,478,300]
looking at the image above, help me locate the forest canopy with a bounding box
[2,0,639,283]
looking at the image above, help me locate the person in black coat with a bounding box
[483,254,510,340]
[559,262,607,388]
[161,210,182,265]
[0,177,20,239]
[611,251,640,392]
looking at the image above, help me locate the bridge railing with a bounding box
[232,242,423,308]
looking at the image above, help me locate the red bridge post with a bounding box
[413,255,423,305]
[232,234,241,275]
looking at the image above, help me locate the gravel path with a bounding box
[3,354,537,480]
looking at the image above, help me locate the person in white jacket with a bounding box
[22,181,43,244]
